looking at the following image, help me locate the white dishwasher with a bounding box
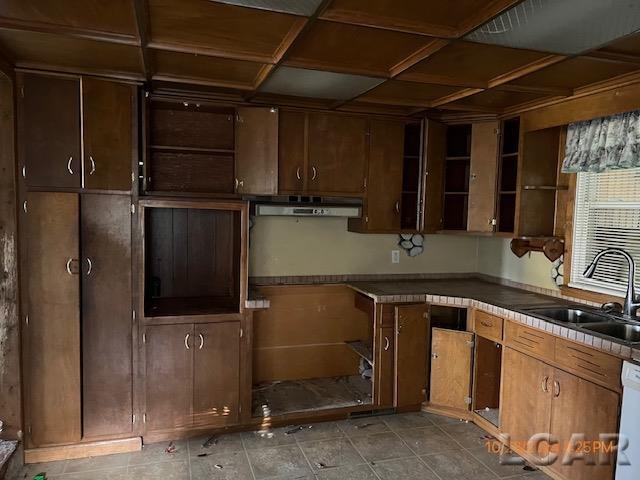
[616,361,640,480]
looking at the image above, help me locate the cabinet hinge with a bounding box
[490,218,497,226]
[132,172,136,184]
[466,340,475,348]
[142,333,146,344]
[131,203,136,214]
[464,396,472,405]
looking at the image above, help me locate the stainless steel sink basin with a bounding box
[582,322,640,342]
[527,307,613,324]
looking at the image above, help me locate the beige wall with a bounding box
[477,237,558,290]
[249,216,479,277]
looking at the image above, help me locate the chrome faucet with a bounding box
[584,248,640,318]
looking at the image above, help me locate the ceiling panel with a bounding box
[337,100,419,116]
[321,0,520,37]
[509,57,639,91]
[148,0,303,62]
[398,41,550,87]
[285,20,432,76]
[597,33,640,58]
[259,66,384,100]
[152,50,266,89]
[210,0,323,16]
[251,92,336,109]
[444,88,549,111]
[0,0,138,38]
[0,28,143,78]
[359,80,464,107]
[466,0,640,55]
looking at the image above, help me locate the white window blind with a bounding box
[571,168,640,296]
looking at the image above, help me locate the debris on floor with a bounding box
[213,464,223,469]
[202,435,218,448]
[285,425,312,435]
[32,474,46,480]
[165,441,177,455]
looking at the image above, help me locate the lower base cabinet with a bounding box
[144,322,240,432]
[501,347,619,480]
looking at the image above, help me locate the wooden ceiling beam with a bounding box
[495,83,573,97]
[486,54,567,89]
[434,102,502,114]
[0,18,139,46]
[317,12,457,38]
[150,74,253,91]
[582,51,640,65]
[147,41,272,64]
[245,0,335,100]
[133,0,152,81]
[429,87,485,107]
[388,39,450,78]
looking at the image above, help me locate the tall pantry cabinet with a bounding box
[17,72,138,448]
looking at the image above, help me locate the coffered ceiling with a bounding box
[1,0,640,117]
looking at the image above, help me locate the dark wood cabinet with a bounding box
[18,72,135,192]
[394,304,428,408]
[234,107,278,195]
[18,74,81,189]
[24,192,81,447]
[374,324,395,407]
[82,78,135,191]
[422,119,447,233]
[278,110,307,194]
[144,321,241,432]
[81,194,133,438]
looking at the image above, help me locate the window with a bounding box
[571,168,640,296]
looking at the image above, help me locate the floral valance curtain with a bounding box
[562,110,640,173]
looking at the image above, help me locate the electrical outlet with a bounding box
[391,250,400,264]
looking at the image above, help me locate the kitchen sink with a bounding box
[527,307,613,324]
[582,322,640,343]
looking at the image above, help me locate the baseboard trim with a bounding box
[24,437,141,464]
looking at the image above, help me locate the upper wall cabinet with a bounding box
[145,99,278,196]
[17,72,136,192]
[279,110,367,197]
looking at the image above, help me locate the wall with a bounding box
[477,237,558,291]
[249,216,479,277]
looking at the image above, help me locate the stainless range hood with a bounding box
[253,196,361,217]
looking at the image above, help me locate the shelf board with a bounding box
[445,155,471,161]
[444,191,469,195]
[501,152,519,158]
[150,145,235,155]
[345,340,373,366]
[403,155,420,159]
[522,185,568,191]
[499,191,516,195]
[402,190,419,194]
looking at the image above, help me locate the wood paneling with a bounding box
[0,0,138,38]
[235,106,278,195]
[429,328,473,411]
[360,119,404,231]
[285,20,432,76]
[307,112,367,195]
[501,347,552,460]
[394,304,428,408]
[82,77,134,191]
[144,324,193,431]
[278,110,307,193]
[153,49,265,88]
[359,80,464,107]
[505,321,555,359]
[147,0,302,62]
[447,88,550,112]
[549,369,619,480]
[81,194,133,438]
[399,42,550,87]
[554,338,622,391]
[0,29,143,78]
[18,72,80,189]
[321,0,520,37]
[422,119,446,233]
[25,192,81,447]
[193,322,240,427]
[468,121,499,232]
[24,437,141,464]
[473,310,503,343]
[149,151,234,193]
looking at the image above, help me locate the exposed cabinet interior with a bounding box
[472,336,502,427]
[251,285,373,417]
[400,121,424,230]
[142,199,247,318]
[146,99,235,194]
[496,118,520,234]
[442,124,472,230]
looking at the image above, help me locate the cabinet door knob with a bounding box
[184,333,191,350]
[67,156,74,175]
[65,258,74,275]
[395,201,400,214]
[89,155,96,175]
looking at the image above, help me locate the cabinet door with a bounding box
[82,78,134,191]
[278,110,306,194]
[81,194,133,438]
[235,107,278,195]
[193,322,240,427]
[365,119,404,231]
[549,369,619,480]
[374,326,395,407]
[308,113,367,195]
[421,119,446,233]
[395,304,428,408]
[25,192,81,447]
[501,347,553,460]
[19,73,80,189]
[145,324,193,431]
[429,328,473,411]
[468,121,499,232]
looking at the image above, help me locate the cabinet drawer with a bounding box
[505,321,555,359]
[474,310,503,342]
[554,338,622,390]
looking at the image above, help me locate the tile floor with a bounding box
[14,412,551,480]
